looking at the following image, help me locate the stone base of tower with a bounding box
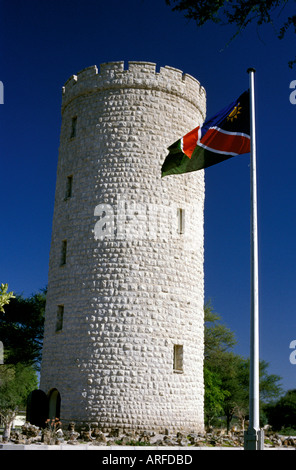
[39,383,204,435]
[53,416,205,437]
[58,420,205,436]
[40,371,204,434]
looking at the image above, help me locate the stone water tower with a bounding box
[40,61,206,433]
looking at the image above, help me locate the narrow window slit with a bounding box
[65,175,73,199]
[60,240,67,266]
[173,344,183,373]
[70,116,77,138]
[56,305,64,332]
[177,208,185,234]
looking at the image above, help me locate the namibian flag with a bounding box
[161,91,250,177]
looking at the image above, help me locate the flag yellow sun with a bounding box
[227,104,242,122]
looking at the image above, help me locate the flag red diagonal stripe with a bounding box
[182,127,200,159]
[200,128,250,155]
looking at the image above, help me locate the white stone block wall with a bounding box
[40,61,206,433]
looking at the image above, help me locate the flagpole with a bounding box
[244,68,264,450]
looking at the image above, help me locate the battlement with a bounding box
[61,61,206,116]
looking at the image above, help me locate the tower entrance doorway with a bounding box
[48,388,61,420]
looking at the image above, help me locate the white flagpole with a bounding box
[244,68,264,450]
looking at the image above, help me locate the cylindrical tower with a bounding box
[40,61,206,433]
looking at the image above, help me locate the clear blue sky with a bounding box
[1,0,295,393]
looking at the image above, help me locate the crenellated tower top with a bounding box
[61,61,206,117]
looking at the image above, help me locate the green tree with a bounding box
[0,363,38,441]
[204,367,230,426]
[213,352,248,432]
[166,0,296,67]
[0,288,45,441]
[0,284,15,313]
[219,355,282,431]
[204,302,282,431]
[0,288,46,369]
[264,389,296,431]
[204,301,237,362]
[204,301,238,427]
